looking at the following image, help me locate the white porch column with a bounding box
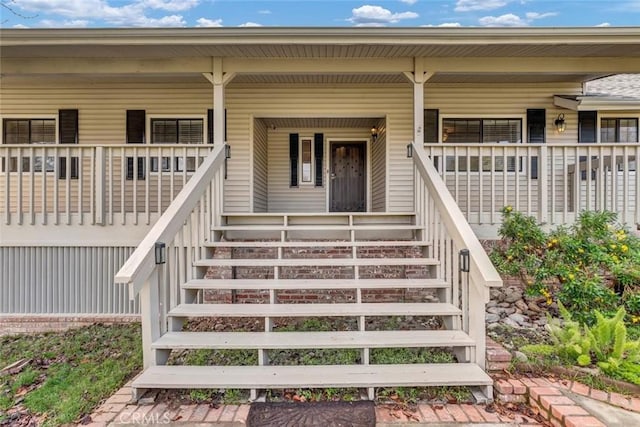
[404,58,434,145]
[212,57,225,145]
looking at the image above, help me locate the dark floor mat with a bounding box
[247,401,375,427]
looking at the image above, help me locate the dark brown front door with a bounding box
[330,142,366,212]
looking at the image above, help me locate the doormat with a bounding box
[247,401,375,427]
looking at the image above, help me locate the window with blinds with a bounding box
[443,118,522,144]
[3,119,56,144]
[151,119,203,144]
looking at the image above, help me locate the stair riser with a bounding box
[202,289,440,304]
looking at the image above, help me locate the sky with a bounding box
[1,0,639,29]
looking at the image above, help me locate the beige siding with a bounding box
[265,128,371,212]
[226,84,413,213]
[0,81,213,144]
[252,119,268,212]
[424,82,583,144]
[371,118,387,212]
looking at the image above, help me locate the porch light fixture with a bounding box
[555,114,566,133]
[371,126,379,142]
[459,249,470,273]
[406,143,413,158]
[155,242,166,265]
[225,144,231,159]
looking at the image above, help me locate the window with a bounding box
[442,118,522,144]
[151,119,203,144]
[601,118,639,143]
[289,133,324,188]
[301,138,313,183]
[3,119,56,144]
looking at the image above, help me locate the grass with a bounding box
[0,323,142,427]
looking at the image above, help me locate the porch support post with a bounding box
[538,145,549,224]
[212,57,225,146]
[406,58,434,145]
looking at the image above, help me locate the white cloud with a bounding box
[455,0,509,12]
[258,10,272,14]
[525,12,556,20]
[39,19,90,27]
[11,0,193,27]
[238,22,262,27]
[12,24,30,29]
[140,0,199,11]
[348,5,418,26]
[596,22,611,27]
[438,22,463,27]
[479,13,526,26]
[399,0,418,4]
[196,17,223,27]
[479,10,556,27]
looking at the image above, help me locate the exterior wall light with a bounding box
[406,143,413,158]
[225,144,231,159]
[555,114,566,133]
[155,242,166,265]
[371,126,379,142]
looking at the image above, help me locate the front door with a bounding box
[330,142,366,212]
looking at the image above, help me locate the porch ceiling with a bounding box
[258,117,380,129]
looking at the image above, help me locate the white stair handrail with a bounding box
[114,143,226,296]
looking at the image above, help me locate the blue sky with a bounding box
[1,1,639,28]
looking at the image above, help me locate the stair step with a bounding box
[168,303,461,318]
[152,330,475,350]
[212,224,421,231]
[182,278,448,291]
[132,363,492,390]
[205,240,432,248]
[194,257,438,267]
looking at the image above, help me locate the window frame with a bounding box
[1,115,61,175]
[147,115,207,145]
[1,115,59,145]
[299,136,315,186]
[440,115,524,144]
[599,116,639,143]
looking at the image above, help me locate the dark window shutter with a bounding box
[289,133,299,187]
[126,110,145,144]
[207,109,214,144]
[58,109,78,144]
[424,109,439,143]
[314,133,324,187]
[527,109,545,144]
[207,109,227,144]
[579,111,597,143]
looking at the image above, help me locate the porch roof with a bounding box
[1,27,638,85]
[2,27,640,59]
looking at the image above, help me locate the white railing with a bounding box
[411,142,502,369]
[114,143,226,368]
[424,143,640,231]
[0,144,213,227]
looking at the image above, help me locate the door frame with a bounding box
[325,138,371,212]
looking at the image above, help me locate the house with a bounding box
[1,27,639,400]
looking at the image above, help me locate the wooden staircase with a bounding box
[131,212,493,401]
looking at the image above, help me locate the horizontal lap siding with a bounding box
[226,84,413,213]
[371,119,387,212]
[253,119,268,212]
[0,246,138,314]
[424,82,582,143]
[0,82,212,144]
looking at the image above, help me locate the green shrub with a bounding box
[490,208,640,325]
